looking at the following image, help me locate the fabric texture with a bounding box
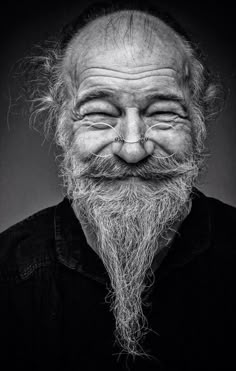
[0,189,236,370]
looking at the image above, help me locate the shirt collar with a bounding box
[54,188,212,284]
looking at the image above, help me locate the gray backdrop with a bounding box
[1,0,236,232]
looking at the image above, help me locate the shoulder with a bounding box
[192,188,236,224]
[0,201,62,280]
[181,190,236,267]
[0,203,57,248]
[204,193,236,239]
[195,191,236,270]
[205,190,236,214]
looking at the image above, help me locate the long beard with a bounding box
[62,152,200,358]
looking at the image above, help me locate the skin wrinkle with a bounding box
[71,67,192,160]
[56,9,208,359]
[73,58,186,88]
[78,66,178,74]
[62,14,196,169]
[76,86,187,106]
[64,11,190,92]
[24,7,220,356]
[74,89,189,128]
[78,71,179,84]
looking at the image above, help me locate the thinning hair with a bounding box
[21,0,224,150]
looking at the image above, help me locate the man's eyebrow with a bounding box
[145,92,187,107]
[76,90,115,107]
[76,90,187,108]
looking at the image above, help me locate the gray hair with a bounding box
[21,2,224,155]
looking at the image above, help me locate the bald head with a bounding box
[27,2,221,153]
[63,10,190,89]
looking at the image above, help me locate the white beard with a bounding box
[63,152,200,359]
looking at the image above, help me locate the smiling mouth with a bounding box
[116,176,144,182]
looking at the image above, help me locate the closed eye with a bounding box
[87,122,115,130]
[78,100,120,118]
[148,122,175,130]
[149,111,174,115]
[147,112,189,122]
[85,112,117,117]
[71,110,118,122]
[148,111,178,117]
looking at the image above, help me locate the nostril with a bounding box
[114,136,124,143]
[113,136,148,144]
[139,137,149,145]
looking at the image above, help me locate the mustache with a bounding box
[76,153,198,181]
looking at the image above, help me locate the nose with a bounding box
[111,109,154,163]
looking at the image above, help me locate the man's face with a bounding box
[61,13,202,359]
[66,16,192,166]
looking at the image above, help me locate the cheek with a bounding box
[150,129,193,155]
[71,121,193,159]
[72,127,116,160]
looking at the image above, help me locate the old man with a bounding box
[0,2,236,370]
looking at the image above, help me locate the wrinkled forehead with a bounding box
[63,10,190,86]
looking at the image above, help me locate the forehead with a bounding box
[63,11,189,94]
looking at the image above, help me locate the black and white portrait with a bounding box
[0,1,236,370]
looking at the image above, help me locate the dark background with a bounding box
[0,0,236,232]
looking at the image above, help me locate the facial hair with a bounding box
[62,151,200,359]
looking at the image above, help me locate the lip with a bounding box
[116,176,143,183]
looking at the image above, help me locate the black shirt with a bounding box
[0,190,236,370]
